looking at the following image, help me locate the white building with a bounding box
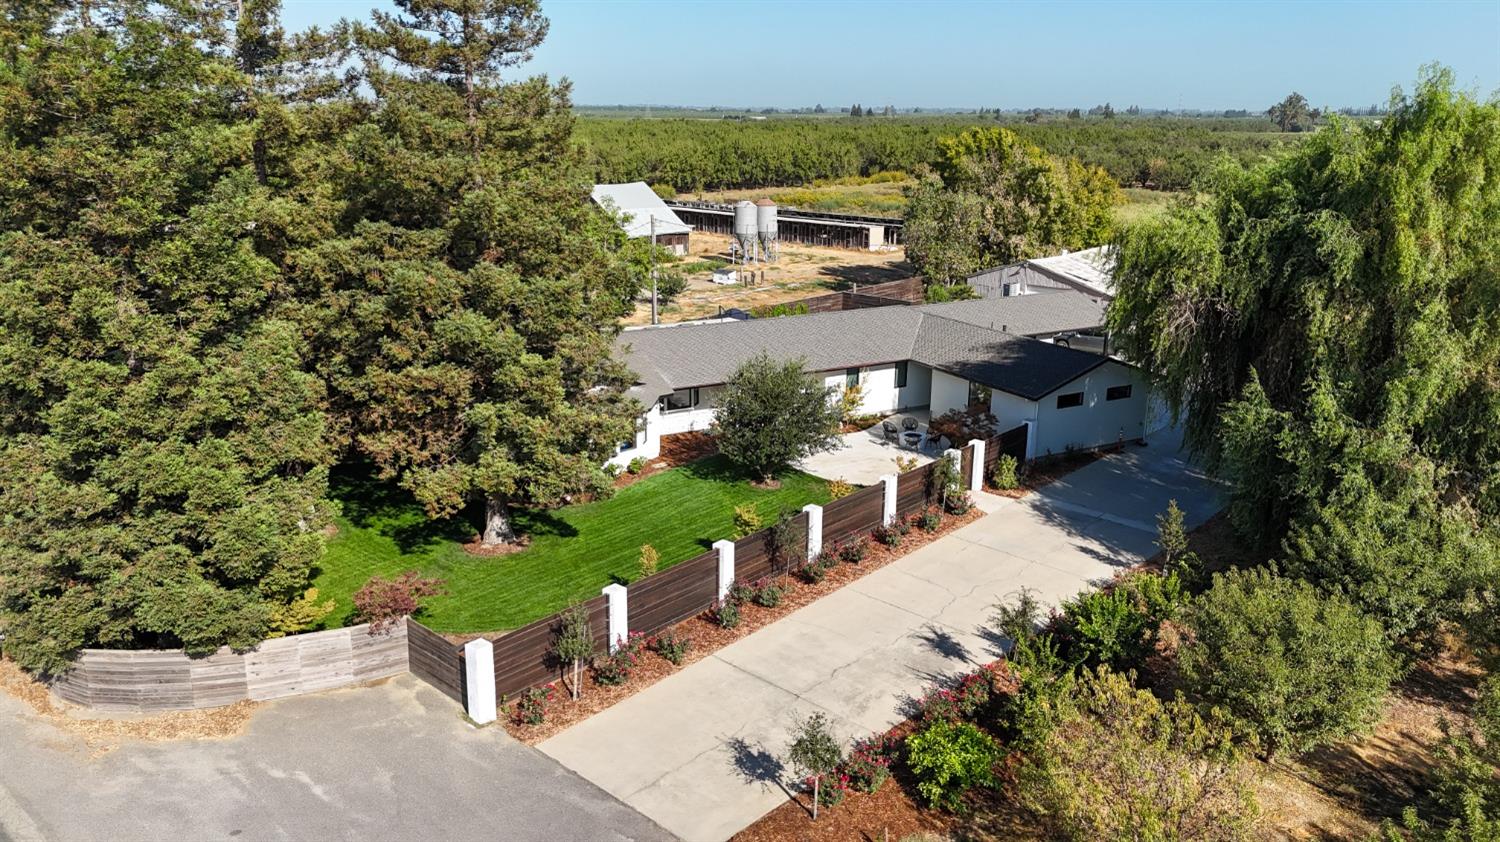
[591,182,693,256]
[966,245,1117,301]
[610,291,1145,467]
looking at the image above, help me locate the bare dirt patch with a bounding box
[0,656,258,753]
[625,232,913,326]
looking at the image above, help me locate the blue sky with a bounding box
[282,0,1500,110]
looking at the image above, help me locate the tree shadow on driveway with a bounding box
[724,736,791,797]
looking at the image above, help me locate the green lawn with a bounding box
[313,456,833,633]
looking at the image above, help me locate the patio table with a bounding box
[902,431,923,448]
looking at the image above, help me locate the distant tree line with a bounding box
[576,116,1298,194]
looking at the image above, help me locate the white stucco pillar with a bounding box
[601,583,628,653]
[967,439,986,492]
[1023,419,1038,461]
[879,473,898,526]
[802,503,824,560]
[713,538,736,602]
[463,637,496,724]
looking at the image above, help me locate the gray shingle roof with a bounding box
[915,289,1107,335]
[618,291,1116,404]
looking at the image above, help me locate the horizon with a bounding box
[282,0,1500,112]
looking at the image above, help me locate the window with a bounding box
[1056,391,1085,409]
[662,387,698,413]
[895,361,909,389]
[845,368,861,389]
[967,381,992,408]
[1106,384,1133,401]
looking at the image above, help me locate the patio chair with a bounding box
[901,417,918,432]
[925,432,945,452]
[882,420,899,442]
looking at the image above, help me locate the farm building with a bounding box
[592,182,692,255]
[666,200,902,250]
[966,245,1117,301]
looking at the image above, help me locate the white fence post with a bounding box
[463,638,496,724]
[1023,419,1038,462]
[967,439,985,492]
[601,583,628,653]
[879,474,898,526]
[802,503,823,560]
[713,538,736,601]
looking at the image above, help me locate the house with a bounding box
[591,182,693,255]
[610,291,1146,466]
[966,245,1117,301]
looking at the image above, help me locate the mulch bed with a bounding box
[612,431,718,490]
[500,504,984,744]
[985,444,1116,499]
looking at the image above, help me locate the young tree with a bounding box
[1020,667,1260,841]
[553,603,595,701]
[1155,499,1200,581]
[712,354,841,484]
[1180,568,1398,757]
[785,712,844,820]
[905,127,1120,288]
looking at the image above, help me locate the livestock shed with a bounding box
[667,201,902,250]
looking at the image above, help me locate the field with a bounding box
[628,231,913,325]
[312,457,832,633]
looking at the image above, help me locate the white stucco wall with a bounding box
[898,362,932,410]
[1031,361,1149,457]
[930,369,971,418]
[988,388,1040,432]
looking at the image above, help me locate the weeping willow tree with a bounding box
[1108,67,1500,646]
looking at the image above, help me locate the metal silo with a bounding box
[755,198,778,262]
[732,200,759,262]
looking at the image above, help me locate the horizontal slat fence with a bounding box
[52,621,410,713]
[407,619,464,702]
[630,550,720,635]
[896,464,932,516]
[822,483,885,546]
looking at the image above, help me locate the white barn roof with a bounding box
[591,182,692,239]
[1025,246,1117,299]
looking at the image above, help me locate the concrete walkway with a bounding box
[539,428,1222,842]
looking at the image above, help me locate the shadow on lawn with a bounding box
[329,464,475,554]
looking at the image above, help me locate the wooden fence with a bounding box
[51,621,410,713]
[405,427,1030,713]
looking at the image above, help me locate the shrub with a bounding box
[874,524,902,547]
[991,454,1020,490]
[894,454,919,474]
[727,578,756,606]
[512,686,554,726]
[826,478,855,499]
[1055,571,1188,672]
[786,712,845,820]
[1019,667,1260,842]
[749,577,785,608]
[1156,499,1201,582]
[626,456,647,475]
[603,461,622,478]
[946,493,973,515]
[1389,674,1500,840]
[267,588,335,638]
[837,538,869,564]
[842,732,898,794]
[593,634,644,686]
[1180,568,1399,757]
[713,597,741,629]
[918,508,942,532]
[637,543,659,579]
[650,629,692,665]
[800,556,833,584]
[732,504,763,538]
[917,663,1003,723]
[352,572,446,632]
[837,383,865,423]
[906,720,1001,811]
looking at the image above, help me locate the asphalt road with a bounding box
[0,674,674,842]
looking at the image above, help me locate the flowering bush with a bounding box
[650,629,692,665]
[873,525,902,547]
[813,773,851,807]
[727,578,756,606]
[917,663,1004,723]
[836,538,868,564]
[918,508,942,532]
[512,685,554,726]
[749,576,784,608]
[946,493,974,515]
[800,556,834,584]
[841,733,897,794]
[593,633,645,686]
[713,597,741,629]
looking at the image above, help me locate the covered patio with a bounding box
[797,410,945,486]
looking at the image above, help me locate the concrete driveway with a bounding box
[539,427,1223,841]
[0,675,673,842]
